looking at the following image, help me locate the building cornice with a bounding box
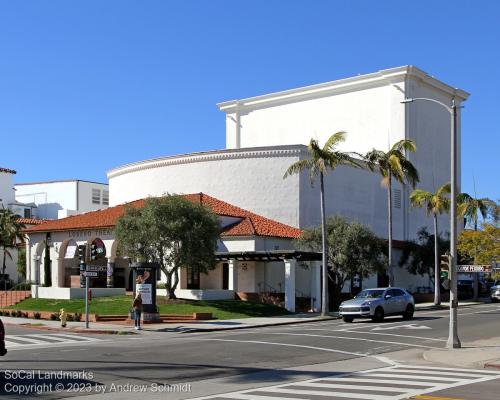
[107,145,309,179]
[217,66,470,113]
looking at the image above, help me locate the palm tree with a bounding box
[410,183,450,305]
[0,209,26,290]
[457,193,496,231]
[364,140,419,287]
[284,132,361,316]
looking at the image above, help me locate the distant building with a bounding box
[15,180,109,220]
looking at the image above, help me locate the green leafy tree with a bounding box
[410,183,450,305]
[364,139,419,286]
[115,195,220,299]
[399,228,450,290]
[284,132,361,315]
[458,224,499,265]
[17,246,26,280]
[295,216,386,310]
[0,209,26,290]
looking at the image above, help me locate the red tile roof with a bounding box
[16,218,46,225]
[24,193,302,239]
[0,167,16,174]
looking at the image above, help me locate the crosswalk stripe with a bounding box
[26,334,88,343]
[291,382,407,392]
[5,336,48,344]
[390,364,500,375]
[320,377,433,387]
[33,333,96,341]
[393,368,484,378]
[363,373,461,382]
[190,364,500,400]
[257,387,390,399]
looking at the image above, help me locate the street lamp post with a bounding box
[402,97,461,349]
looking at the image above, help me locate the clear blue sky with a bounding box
[1,1,498,199]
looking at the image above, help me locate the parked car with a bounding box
[0,318,6,356]
[490,280,500,303]
[339,287,415,323]
[457,279,473,298]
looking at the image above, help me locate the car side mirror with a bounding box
[384,295,391,299]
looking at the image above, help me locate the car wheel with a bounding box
[342,316,354,323]
[372,307,384,322]
[403,304,414,320]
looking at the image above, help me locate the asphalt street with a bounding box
[1,303,499,400]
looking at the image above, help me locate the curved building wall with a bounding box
[108,146,304,228]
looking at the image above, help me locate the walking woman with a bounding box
[132,293,143,330]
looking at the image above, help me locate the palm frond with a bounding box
[391,139,417,153]
[283,159,314,179]
[323,131,346,152]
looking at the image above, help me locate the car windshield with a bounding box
[355,289,385,299]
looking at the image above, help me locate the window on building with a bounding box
[393,189,402,209]
[92,189,101,204]
[24,208,31,218]
[103,190,109,206]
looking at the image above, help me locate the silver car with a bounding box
[339,287,415,323]
[491,280,500,303]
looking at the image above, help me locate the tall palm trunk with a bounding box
[2,246,6,291]
[387,174,394,287]
[433,213,441,305]
[319,172,328,316]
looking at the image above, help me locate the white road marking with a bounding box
[190,364,500,400]
[259,331,442,349]
[372,323,431,331]
[4,334,105,351]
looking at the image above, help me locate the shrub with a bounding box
[10,310,17,317]
[66,314,74,322]
[15,310,23,318]
[73,312,82,322]
[33,312,41,320]
[22,312,28,318]
[49,313,58,321]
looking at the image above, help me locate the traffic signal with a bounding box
[440,252,451,271]
[90,244,97,261]
[77,245,86,261]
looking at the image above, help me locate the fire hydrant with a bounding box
[59,308,67,328]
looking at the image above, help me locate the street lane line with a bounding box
[260,332,442,349]
[289,328,447,342]
[27,334,89,342]
[221,394,308,400]
[4,336,49,345]
[198,338,397,366]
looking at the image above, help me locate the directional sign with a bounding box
[457,265,491,273]
[86,265,107,272]
[83,271,98,277]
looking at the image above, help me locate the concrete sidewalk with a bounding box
[424,337,500,370]
[415,299,489,310]
[2,313,337,334]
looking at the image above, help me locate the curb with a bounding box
[4,322,134,335]
[484,362,500,370]
[180,315,340,333]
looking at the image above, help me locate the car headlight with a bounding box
[361,301,371,306]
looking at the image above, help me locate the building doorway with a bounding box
[222,263,229,290]
[186,266,200,289]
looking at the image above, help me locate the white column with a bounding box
[284,259,296,312]
[25,241,31,282]
[228,259,238,292]
[311,261,321,312]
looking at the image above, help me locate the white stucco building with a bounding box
[23,66,469,309]
[15,180,109,220]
